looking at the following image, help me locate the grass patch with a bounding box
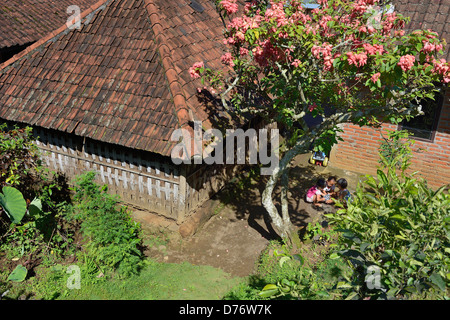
[62,259,242,300]
[1,258,243,300]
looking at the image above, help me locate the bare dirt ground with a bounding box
[134,153,364,278]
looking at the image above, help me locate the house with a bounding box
[0,0,244,232]
[0,0,99,63]
[329,0,450,189]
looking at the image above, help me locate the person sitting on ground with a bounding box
[306,178,334,207]
[336,178,351,204]
[324,176,337,197]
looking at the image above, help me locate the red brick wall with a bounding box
[330,90,450,189]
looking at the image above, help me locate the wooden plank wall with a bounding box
[33,127,183,221]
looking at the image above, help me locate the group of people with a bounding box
[305,176,351,207]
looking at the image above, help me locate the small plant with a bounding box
[258,244,330,299]
[378,129,414,171]
[303,221,336,246]
[67,172,145,278]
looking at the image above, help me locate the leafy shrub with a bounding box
[0,124,43,197]
[327,132,449,299]
[0,125,78,298]
[67,172,144,278]
[225,241,333,300]
[0,184,75,268]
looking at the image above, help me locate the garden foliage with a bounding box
[326,132,449,299]
[67,172,145,278]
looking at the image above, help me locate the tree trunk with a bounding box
[261,134,311,248]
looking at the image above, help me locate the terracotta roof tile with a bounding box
[393,0,450,61]
[0,0,100,49]
[0,0,239,156]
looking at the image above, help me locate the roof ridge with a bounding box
[0,0,110,72]
[142,0,193,131]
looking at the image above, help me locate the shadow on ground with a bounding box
[136,153,366,277]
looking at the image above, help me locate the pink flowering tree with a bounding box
[191,0,449,245]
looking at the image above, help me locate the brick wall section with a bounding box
[330,90,450,189]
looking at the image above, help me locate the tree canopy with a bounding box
[190,0,449,243]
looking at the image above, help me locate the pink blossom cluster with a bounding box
[352,0,378,14]
[309,103,318,112]
[220,0,238,15]
[422,41,444,54]
[432,58,450,83]
[381,12,405,35]
[265,1,288,27]
[243,0,258,13]
[291,59,302,67]
[312,43,333,59]
[239,47,249,56]
[189,61,204,79]
[346,51,368,67]
[363,43,384,55]
[312,43,335,71]
[397,54,415,72]
[371,72,381,83]
[224,15,262,45]
[252,39,286,67]
[221,52,235,67]
[352,0,369,14]
[319,15,333,30]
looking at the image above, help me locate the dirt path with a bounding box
[137,153,364,278]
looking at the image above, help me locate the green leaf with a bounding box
[377,169,389,188]
[292,254,305,265]
[7,264,28,282]
[337,281,353,289]
[345,292,359,300]
[329,252,340,260]
[0,186,27,224]
[28,197,42,217]
[259,284,279,297]
[429,272,446,291]
[390,214,407,221]
[261,284,278,291]
[279,256,290,267]
[370,223,379,237]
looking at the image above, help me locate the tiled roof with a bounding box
[393,0,450,61]
[0,0,230,157]
[0,0,100,49]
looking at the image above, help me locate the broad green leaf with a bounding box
[7,264,27,282]
[292,254,305,265]
[0,186,27,224]
[261,284,278,291]
[429,273,446,291]
[259,284,279,297]
[370,223,378,237]
[279,256,290,267]
[329,252,340,260]
[28,197,42,217]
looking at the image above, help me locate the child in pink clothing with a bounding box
[306,178,332,206]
